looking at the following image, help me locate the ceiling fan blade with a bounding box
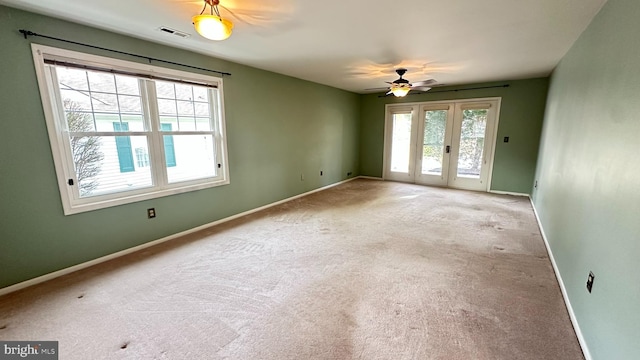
[411,79,438,87]
[411,86,432,92]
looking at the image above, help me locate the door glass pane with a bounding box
[457,109,488,178]
[422,110,447,175]
[390,113,412,173]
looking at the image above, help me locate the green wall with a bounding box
[360,78,549,194]
[0,6,360,289]
[532,0,640,358]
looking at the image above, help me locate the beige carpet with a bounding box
[0,179,583,359]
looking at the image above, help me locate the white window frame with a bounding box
[32,44,230,215]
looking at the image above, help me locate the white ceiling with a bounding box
[1,0,607,93]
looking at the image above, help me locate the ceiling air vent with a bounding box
[158,27,190,38]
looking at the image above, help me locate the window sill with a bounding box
[63,178,230,215]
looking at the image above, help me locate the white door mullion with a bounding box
[413,107,427,182]
[408,105,420,180]
[449,103,464,184]
[441,105,456,185]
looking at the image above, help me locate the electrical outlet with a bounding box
[300,173,304,181]
[586,271,595,293]
[320,170,323,176]
[534,180,538,189]
[347,171,352,176]
[147,208,156,219]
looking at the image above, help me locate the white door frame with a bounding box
[382,97,502,192]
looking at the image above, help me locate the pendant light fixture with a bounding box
[390,83,411,97]
[193,0,234,41]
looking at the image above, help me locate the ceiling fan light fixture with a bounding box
[193,0,233,41]
[193,15,233,40]
[390,84,411,97]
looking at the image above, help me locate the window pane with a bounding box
[422,110,447,175]
[94,113,120,132]
[174,84,193,100]
[91,115,145,133]
[121,115,146,132]
[195,117,212,131]
[194,102,209,117]
[91,93,118,113]
[192,87,208,102]
[65,106,96,132]
[390,113,412,173]
[159,117,178,131]
[119,95,142,113]
[88,72,116,93]
[56,67,89,91]
[60,90,93,112]
[70,135,153,198]
[155,81,175,98]
[178,117,196,131]
[56,66,147,136]
[157,99,177,116]
[457,109,488,178]
[166,135,217,183]
[155,83,212,132]
[115,75,140,96]
[177,100,195,116]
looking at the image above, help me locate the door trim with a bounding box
[383,97,502,192]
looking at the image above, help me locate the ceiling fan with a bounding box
[368,69,438,97]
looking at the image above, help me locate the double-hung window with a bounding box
[32,45,230,215]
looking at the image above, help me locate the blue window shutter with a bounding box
[161,123,176,167]
[113,122,135,173]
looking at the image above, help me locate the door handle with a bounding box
[445,145,451,154]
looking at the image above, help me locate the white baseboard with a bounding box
[358,176,383,180]
[489,190,529,197]
[529,197,592,360]
[0,177,358,297]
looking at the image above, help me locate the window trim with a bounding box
[32,44,230,215]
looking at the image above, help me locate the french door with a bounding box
[384,98,500,191]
